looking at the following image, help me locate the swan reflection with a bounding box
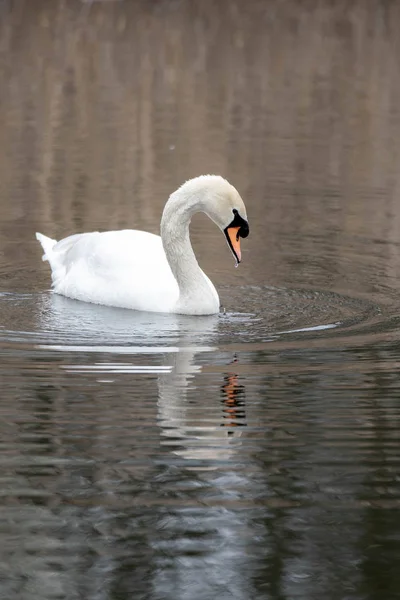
[36,293,218,349]
[158,350,246,465]
[220,356,246,431]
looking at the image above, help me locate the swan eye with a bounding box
[228,209,249,238]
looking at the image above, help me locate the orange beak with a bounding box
[225,226,241,264]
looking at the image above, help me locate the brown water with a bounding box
[1,1,400,599]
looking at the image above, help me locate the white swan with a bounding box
[36,175,249,315]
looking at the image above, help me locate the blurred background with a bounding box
[0,1,400,599]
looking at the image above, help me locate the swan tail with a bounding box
[35,232,57,262]
[36,231,93,290]
[36,232,66,288]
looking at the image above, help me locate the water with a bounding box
[1,1,400,598]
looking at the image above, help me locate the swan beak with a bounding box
[225,226,242,264]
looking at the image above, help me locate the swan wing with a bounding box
[36,230,179,312]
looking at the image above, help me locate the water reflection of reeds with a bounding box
[1,0,400,231]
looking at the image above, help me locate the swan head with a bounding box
[174,175,249,265]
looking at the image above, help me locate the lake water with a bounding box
[0,1,400,599]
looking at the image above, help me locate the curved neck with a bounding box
[160,187,218,312]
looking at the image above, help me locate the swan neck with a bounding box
[160,187,218,313]
[160,190,202,284]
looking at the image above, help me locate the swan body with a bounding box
[36,175,249,315]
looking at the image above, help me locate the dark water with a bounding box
[1,1,400,598]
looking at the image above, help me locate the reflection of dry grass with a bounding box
[1,1,400,254]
